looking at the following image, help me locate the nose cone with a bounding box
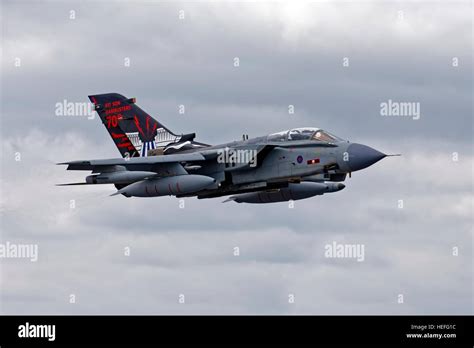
[337,183,345,191]
[347,143,386,171]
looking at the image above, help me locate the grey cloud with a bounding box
[2,1,472,143]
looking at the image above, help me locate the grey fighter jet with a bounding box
[58,93,397,203]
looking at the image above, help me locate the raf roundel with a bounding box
[297,155,304,164]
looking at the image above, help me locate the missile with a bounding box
[113,175,217,197]
[86,171,157,184]
[225,182,345,204]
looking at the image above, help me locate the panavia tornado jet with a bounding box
[58,93,397,203]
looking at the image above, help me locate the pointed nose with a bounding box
[347,143,386,171]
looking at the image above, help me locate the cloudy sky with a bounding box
[1,0,472,314]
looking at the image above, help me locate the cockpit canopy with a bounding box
[267,127,343,143]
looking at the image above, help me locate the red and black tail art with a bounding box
[88,93,180,158]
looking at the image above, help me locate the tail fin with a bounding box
[88,93,182,158]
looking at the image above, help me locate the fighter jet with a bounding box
[58,93,397,203]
